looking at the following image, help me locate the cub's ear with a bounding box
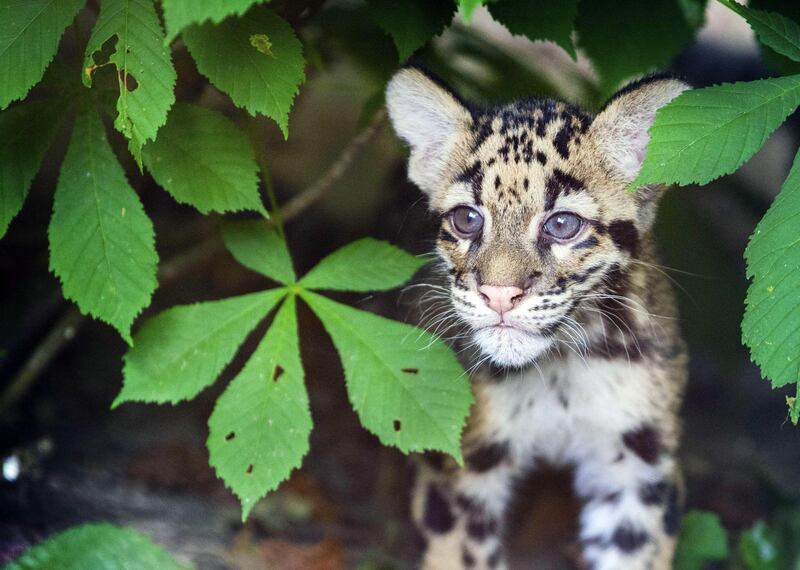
[590,76,690,184]
[386,68,473,194]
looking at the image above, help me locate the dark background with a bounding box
[2,2,800,568]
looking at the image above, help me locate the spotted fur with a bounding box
[387,68,690,570]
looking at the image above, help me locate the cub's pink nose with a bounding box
[478,285,525,315]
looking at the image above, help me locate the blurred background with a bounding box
[2,1,800,568]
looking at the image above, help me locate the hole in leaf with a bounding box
[246,464,254,474]
[401,368,419,374]
[123,72,138,92]
[393,420,401,431]
[225,432,235,441]
[273,365,285,382]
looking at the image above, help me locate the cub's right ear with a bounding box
[386,68,473,194]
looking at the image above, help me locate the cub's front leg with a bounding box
[575,426,682,570]
[411,388,522,570]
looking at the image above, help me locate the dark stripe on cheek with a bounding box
[573,235,599,250]
[438,228,458,243]
[608,219,639,254]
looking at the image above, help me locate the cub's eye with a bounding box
[450,206,484,238]
[542,212,583,240]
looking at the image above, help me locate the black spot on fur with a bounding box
[423,484,455,533]
[438,228,457,243]
[554,121,575,159]
[467,515,497,541]
[535,151,547,165]
[462,547,476,567]
[488,546,502,568]
[612,525,649,552]
[663,484,681,535]
[422,451,446,471]
[607,219,639,254]
[622,425,662,465]
[455,160,485,205]
[601,491,621,504]
[466,441,509,473]
[494,174,501,189]
[640,480,669,505]
[544,168,584,210]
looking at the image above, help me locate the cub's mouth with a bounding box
[472,324,553,368]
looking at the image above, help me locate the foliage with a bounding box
[631,0,800,424]
[3,523,190,570]
[115,224,471,520]
[4,0,800,563]
[674,511,729,570]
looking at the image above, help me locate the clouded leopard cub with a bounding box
[386,68,690,570]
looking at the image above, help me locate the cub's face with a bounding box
[386,69,688,368]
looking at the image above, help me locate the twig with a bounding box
[0,110,387,413]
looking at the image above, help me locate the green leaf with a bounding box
[5,522,190,570]
[0,0,84,109]
[221,220,296,285]
[789,387,800,425]
[0,99,63,238]
[162,0,269,43]
[301,290,472,461]
[115,288,285,406]
[459,0,484,23]
[142,103,262,214]
[740,521,780,570]
[633,75,800,188]
[208,295,310,521]
[366,0,456,61]
[720,0,800,62]
[182,7,304,138]
[742,150,800,399]
[83,0,176,165]
[299,238,427,292]
[487,0,578,60]
[674,511,729,570]
[575,0,694,93]
[49,104,157,344]
[751,0,800,75]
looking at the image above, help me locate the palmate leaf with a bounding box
[0,99,63,238]
[721,0,800,62]
[299,238,427,292]
[5,523,190,570]
[49,104,157,343]
[301,290,472,461]
[208,296,311,521]
[162,0,269,43]
[83,0,176,165]
[487,0,578,60]
[674,511,729,570]
[0,0,84,109]
[366,0,456,61]
[221,220,296,285]
[115,288,286,406]
[183,7,304,137]
[742,150,800,417]
[575,0,694,93]
[633,75,800,188]
[142,104,262,214]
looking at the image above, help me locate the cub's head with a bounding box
[386,68,688,368]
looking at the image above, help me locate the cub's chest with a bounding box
[478,355,660,465]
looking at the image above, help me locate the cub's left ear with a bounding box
[590,76,690,184]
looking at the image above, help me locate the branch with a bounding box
[0,110,387,413]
